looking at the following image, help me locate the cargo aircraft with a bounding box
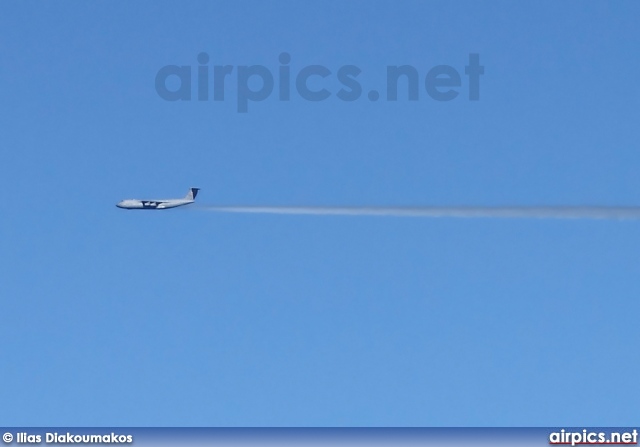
[116,188,200,210]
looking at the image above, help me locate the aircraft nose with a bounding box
[116,201,125,208]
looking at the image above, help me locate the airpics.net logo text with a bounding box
[154,52,484,112]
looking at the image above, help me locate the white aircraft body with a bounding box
[116,188,200,210]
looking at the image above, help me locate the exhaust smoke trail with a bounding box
[195,206,640,220]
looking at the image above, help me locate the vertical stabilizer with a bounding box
[185,187,200,200]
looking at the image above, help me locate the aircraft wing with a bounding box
[142,201,168,209]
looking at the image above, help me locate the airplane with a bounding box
[116,188,200,210]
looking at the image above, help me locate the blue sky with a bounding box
[1,0,639,426]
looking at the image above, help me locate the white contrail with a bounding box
[194,206,640,220]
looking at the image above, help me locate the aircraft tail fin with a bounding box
[185,187,200,200]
